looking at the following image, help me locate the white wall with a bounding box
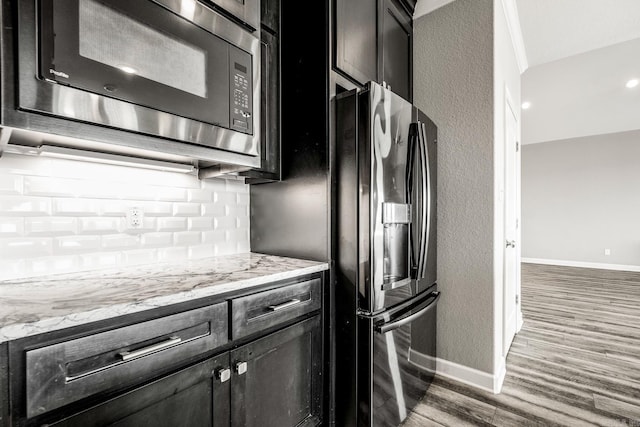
[0,153,250,280]
[413,0,521,391]
[493,0,522,385]
[522,130,640,269]
[414,0,496,375]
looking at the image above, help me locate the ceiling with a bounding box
[414,0,640,145]
[516,0,640,68]
[515,0,640,144]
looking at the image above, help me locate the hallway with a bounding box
[403,263,640,426]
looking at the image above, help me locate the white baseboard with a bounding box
[522,258,640,273]
[409,349,505,394]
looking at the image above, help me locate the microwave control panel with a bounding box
[229,46,253,134]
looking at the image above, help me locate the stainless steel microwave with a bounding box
[0,0,261,169]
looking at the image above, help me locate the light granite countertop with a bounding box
[0,252,328,343]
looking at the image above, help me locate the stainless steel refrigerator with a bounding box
[335,82,440,427]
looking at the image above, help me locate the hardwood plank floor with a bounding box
[402,263,640,426]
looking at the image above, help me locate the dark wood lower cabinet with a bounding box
[231,316,322,427]
[48,354,230,427]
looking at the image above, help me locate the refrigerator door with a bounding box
[411,110,438,294]
[357,289,439,427]
[365,83,415,313]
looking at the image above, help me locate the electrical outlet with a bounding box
[126,207,144,230]
[604,248,611,256]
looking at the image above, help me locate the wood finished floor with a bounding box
[401,263,640,426]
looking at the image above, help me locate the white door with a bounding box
[503,98,519,355]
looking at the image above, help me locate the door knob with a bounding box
[506,240,516,248]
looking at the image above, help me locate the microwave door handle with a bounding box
[416,121,430,279]
[406,123,419,279]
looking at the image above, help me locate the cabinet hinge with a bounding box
[515,295,519,304]
[516,141,520,152]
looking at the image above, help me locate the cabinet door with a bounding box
[335,0,377,85]
[230,316,322,427]
[47,354,231,427]
[381,0,412,101]
[242,16,281,182]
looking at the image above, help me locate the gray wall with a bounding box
[413,0,496,374]
[522,130,640,267]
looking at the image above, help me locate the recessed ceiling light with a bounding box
[626,79,639,89]
[521,101,531,110]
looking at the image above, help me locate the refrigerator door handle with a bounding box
[375,291,440,334]
[417,121,430,279]
[406,123,419,278]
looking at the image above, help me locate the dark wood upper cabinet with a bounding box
[381,0,413,101]
[335,0,378,85]
[334,0,413,101]
[241,0,281,183]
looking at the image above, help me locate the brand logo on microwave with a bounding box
[49,69,69,79]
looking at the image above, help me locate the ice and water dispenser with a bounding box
[382,202,411,289]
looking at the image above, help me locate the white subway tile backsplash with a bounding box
[80,252,122,270]
[27,256,80,277]
[187,189,212,203]
[155,186,188,202]
[24,176,79,197]
[0,237,53,258]
[225,179,248,193]
[201,203,225,217]
[25,217,77,236]
[101,234,140,249]
[123,249,158,265]
[214,192,236,205]
[0,174,23,195]
[79,218,122,234]
[173,231,201,246]
[214,216,237,231]
[202,230,226,245]
[53,199,101,216]
[137,201,173,217]
[0,153,250,279]
[202,178,227,193]
[188,244,215,259]
[0,218,24,236]
[0,259,25,280]
[0,197,51,216]
[54,236,101,254]
[189,217,213,231]
[158,246,188,262]
[173,203,201,217]
[237,193,249,206]
[214,238,236,256]
[237,216,250,229]
[141,232,172,247]
[157,217,188,231]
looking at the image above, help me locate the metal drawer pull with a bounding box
[235,361,248,375]
[215,368,231,383]
[118,336,182,362]
[267,298,302,311]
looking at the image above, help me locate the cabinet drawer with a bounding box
[25,303,228,418]
[231,278,321,339]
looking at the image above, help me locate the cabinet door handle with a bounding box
[215,368,231,383]
[118,336,182,362]
[267,299,301,311]
[235,361,248,375]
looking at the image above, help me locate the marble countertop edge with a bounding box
[0,256,328,344]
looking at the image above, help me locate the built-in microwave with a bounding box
[0,0,261,170]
